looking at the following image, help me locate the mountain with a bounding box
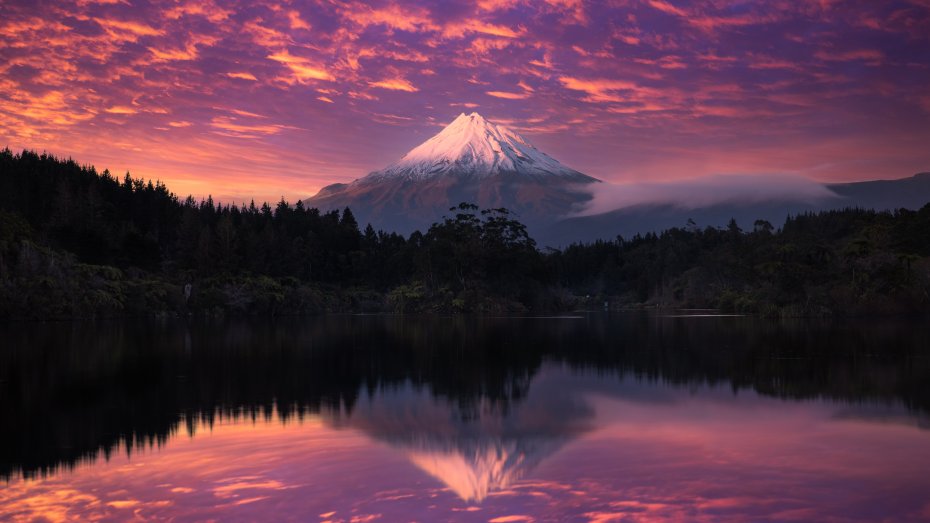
[304,113,930,245]
[304,112,599,234]
[365,112,593,182]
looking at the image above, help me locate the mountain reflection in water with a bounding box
[334,374,594,503]
[2,314,929,521]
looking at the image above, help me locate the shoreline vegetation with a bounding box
[2,149,929,320]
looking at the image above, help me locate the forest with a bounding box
[1,148,929,319]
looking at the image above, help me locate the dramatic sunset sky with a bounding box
[1,0,929,203]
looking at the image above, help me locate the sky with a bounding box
[1,0,929,204]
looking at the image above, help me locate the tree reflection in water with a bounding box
[1,313,929,483]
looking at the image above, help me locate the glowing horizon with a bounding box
[2,0,929,204]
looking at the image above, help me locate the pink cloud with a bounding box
[645,0,688,17]
[814,48,885,64]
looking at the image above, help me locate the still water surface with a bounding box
[2,314,929,522]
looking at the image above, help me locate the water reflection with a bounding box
[334,374,594,502]
[1,314,929,521]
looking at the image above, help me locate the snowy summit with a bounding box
[364,112,592,182]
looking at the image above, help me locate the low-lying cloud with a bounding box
[574,174,840,217]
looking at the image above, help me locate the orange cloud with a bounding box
[95,18,163,39]
[0,88,98,136]
[634,55,687,69]
[380,49,430,63]
[478,0,521,10]
[348,91,378,101]
[341,3,437,33]
[645,0,688,17]
[148,44,198,61]
[268,50,334,83]
[228,109,266,118]
[486,91,530,99]
[104,105,137,114]
[643,1,781,33]
[443,20,524,38]
[287,10,311,30]
[559,77,640,102]
[243,18,292,48]
[210,116,294,138]
[369,78,419,92]
[226,72,258,81]
[164,0,232,23]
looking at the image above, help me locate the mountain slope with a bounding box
[304,113,598,233]
[828,172,930,210]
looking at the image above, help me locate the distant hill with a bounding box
[541,172,930,246]
[829,172,930,210]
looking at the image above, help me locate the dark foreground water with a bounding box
[2,314,929,522]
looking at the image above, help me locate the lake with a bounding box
[2,314,929,522]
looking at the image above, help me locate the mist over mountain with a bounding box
[574,174,839,217]
[550,172,930,246]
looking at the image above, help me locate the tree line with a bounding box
[1,148,928,318]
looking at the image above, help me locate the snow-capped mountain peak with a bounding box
[363,112,592,182]
[304,111,599,236]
